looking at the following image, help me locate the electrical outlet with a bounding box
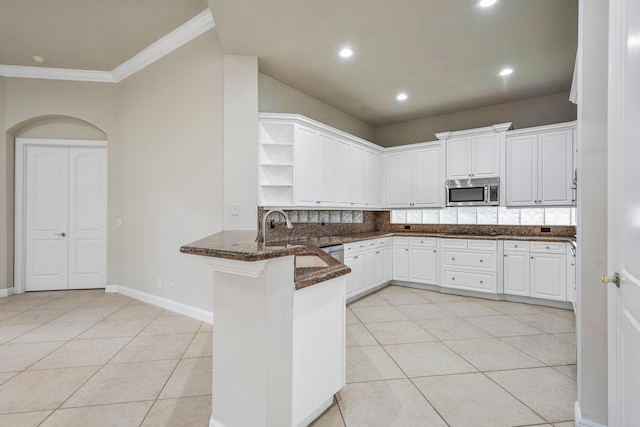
[404,225,411,230]
[169,282,174,291]
[231,204,240,216]
[156,278,162,289]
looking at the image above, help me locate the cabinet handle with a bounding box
[480,259,483,263]
[354,255,359,259]
[514,245,518,248]
[530,256,534,259]
[452,257,455,261]
[480,280,483,284]
[546,246,550,250]
[504,254,507,258]
[452,277,456,280]
[405,249,409,252]
[316,201,320,204]
[376,251,380,254]
[433,250,437,253]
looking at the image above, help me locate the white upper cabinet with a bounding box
[259,114,383,209]
[365,149,383,208]
[438,123,510,181]
[505,123,575,207]
[332,139,351,206]
[385,143,444,208]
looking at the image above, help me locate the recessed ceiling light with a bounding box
[339,48,355,58]
[33,55,46,64]
[499,67,514,76]
[396,92,408,101]
[477,0,498,8]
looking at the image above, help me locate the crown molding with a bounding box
[0,64,116,82]
[111,9,215,82]
[0,9,215,83]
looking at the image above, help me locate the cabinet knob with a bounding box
[376,251,380,254]
[546,246,550,250]
[405,248,409,252]
[480,280,483,284]
[530,256,534,259]
[504,254,507,258]
[514,245,518,248]
[433,250,437,253]
[480,259,483,263]
[452,257,455,261]
[452,277,456,280]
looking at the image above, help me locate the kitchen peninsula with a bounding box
[180,231,350,427]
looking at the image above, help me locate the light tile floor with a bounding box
[0,286,576,426]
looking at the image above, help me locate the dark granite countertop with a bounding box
[181,230,574,291]
[180,230,351,290]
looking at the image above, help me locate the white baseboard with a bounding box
[0,287,15,298]
[106,284,213,324]
[575,401,608,427]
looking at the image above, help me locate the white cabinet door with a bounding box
[471,133,500,178]
[382,246,393,283]
[333,139,351,206]
[505,134,537,206]
[350,145,365,206]
[538,130,573,205]
[446,137,472,180]
[409,247,438,284]
[364,250,376,289]
[503,252,530,296]
[393,246,410,281]
[365,150,382,208]
[413,146,443,207]
[373,249,385,286]
[295,126,317,206]
[317,134,334,204]
[530,253,567,301]
[386,152,413,207]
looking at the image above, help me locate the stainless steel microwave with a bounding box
[446,178,500,207]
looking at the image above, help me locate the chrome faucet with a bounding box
[257,209,293,243]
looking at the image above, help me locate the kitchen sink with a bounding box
[295,254,329,268]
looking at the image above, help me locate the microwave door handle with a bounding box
[484,185,489,204]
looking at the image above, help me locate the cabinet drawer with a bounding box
[441,250,496,270]
[467,240,497,251]
[441,269,497,293]
[440,238,467,249]
[394,236,409,246]
[365,239,378,250]
[409,237,437,248]
[530,242,566,254]
[376,237,392,247]
[504,241,530,252]
[344,241,366,254]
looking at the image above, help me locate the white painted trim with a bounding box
[111,9,214,82]
[0,287,14,298]
[506,120,578,136]
[575,401,607,427]
[14,138,108,295]
[434,122,513,139]
[106,284,213,324]
[0,65,116,83]
[0,9,214,83]
[201,256,270,278]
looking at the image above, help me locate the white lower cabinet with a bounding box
[439,239,498,294]
[530,242,567,301]
[345,237,392,299]
[503,241,569,302]
[392,237,410,281]
[408,238,438,285]
[503,241,530,296]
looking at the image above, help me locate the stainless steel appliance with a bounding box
[446,177,500,207]
[321,244,344,263]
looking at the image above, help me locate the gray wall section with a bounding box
[576,0,608,424]
[375,91,578,147]
[258,73,376,142]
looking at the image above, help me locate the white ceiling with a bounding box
[0,0,578,127]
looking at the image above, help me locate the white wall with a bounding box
[114,30,224,311]
[258,73,375,142]
[0,76,7,291]
[576,0,609,424]
[223,55,258,230]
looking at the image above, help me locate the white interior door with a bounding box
[25,146,69,291]
[24,143,107,291]
[68,148,107,289]
[608,0,640,425]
